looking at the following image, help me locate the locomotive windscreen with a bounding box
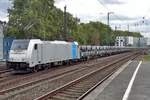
[11,40,30,50]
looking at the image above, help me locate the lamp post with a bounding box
[64,5,67,41]
[107,12,114,27]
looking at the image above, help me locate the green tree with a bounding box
[7,0,142,45]
[7,0,77,40]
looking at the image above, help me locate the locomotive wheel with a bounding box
[32,67,38,72]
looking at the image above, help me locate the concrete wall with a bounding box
[115,36,148,47]
[133,37,139,47]
[3,37,14,60]
[0,24,4,60]
[138,38,147,47]
[126,36,134,45]
[146,38,150,46]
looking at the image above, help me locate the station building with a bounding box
[115,36,148,47]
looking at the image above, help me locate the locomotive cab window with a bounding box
[34,44,38,50]
[11,40,30,50]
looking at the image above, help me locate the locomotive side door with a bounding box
[37,44,42,64]
[33,44,42,65]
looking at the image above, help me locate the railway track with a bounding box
[0,52,140,100]
[36,53,138,100]
[0,69,13,79]
[0,52,129,91]
[0,69,12,75]
[0,62,7,71]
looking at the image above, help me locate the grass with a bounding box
[143,54,150,62]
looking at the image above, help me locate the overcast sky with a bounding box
[0,0,11,21]
[1,0,150,37]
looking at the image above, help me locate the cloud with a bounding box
[55,0,64,3]
[0,11,8,22]
[72,13,140,24]
[102,15,130,21]
[76,14,101,23]
[55,0,126,5]
[100,0,126,5]
[0,0,12,13]
[55,0,106,17]
[0,0,12,21]
[99,14,141,23]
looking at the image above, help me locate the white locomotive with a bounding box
[7,39,131,72]
[7,39,80,72]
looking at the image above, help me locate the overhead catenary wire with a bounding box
[97,0,150,33]
[97,0,124,22]
[96,0,127,30]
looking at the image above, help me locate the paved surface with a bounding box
[84,60,150,100]
[128,62,150,100]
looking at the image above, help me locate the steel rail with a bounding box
[35,53,138,100]
[77,54,139,100]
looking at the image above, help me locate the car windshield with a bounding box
[11,40,30,50]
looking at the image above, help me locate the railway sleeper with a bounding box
[53,92,80,99]
[66,89,85,93]
[50,96,67,100]
[73,82,95,88]
[77,81,95,86]
[67,88,86,93]
[61,90,83,95]
[70,86,89,92]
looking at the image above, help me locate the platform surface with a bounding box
[83,60,150,100]
[128,61,150,100]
